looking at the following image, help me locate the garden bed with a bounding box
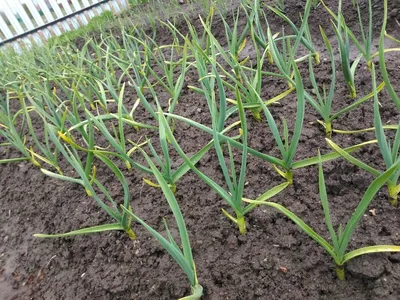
[1,0,400,299]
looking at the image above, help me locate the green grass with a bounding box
[48,11,116,46]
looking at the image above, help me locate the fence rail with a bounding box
[0,0,128,51]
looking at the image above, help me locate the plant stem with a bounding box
[335,264,345,280]
[367,60,372,71]
[286,170,293,185]
[237,215,246,235]
[325,121,332,138]
[170,183,177,194]
[85,187,93,197]
[314,52,320,65]
[187,283,203,300]
[348,82,356,99]
[251,109,262,122]
[124,206,136,240]
[387,182,398,207]
[125,228,137,240]
[267,50,274,64]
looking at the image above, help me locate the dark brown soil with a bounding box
[2,1,400,299]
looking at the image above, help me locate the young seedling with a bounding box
[308,27,385,137]
[142,114,242,194]
[71,81,154,170]
[160,82,289,235]
[267,0,320,64]
[244,151,400,280]
[0,92,33,165]
[232,38,295,122]
[219,7,250,82]
[121,147,203,299]
[329,0,361,98]
[321,0,373,69]
[143,36,190,128]
[254,45,305,183]
[183,6,215,54]
[18,85,65,174]
[191,7,248,89]
[243,0,270,60]
[326,64,400,206]
[34,123,136,240]
[186,10,291,122]
[245,0,318,64]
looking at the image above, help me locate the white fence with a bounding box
[0,0,129,52]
